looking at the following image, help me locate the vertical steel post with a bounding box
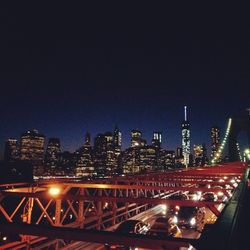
[97,188,103,230]
[125,188,129,220]
[112,183,117,225]
[55,199,62,226]
[78,188,85,228]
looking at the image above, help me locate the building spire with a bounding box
[182,106,190,167]
[184,106,187,121]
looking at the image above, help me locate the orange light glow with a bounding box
[48,187,61,196]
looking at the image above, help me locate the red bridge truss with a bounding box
[0,162,248,250]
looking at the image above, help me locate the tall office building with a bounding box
[4,138,19,162]
[152,132,162,148]
[93,132,117,177]
[194,144,203,157]
[193,144,203,166]
[176,147,183,158]
[131,129,142,147]
[75,132,94,177]
[20,129,45,175]
[60,151,76,175]
[131,129,146,147]
[113,126,122,173]
[104,132,116,176]
[181,106,191,167]
[151,132,162,169]
[122,147,140,174]
[113,126,122,150]
[202,143,208,165]
[94,134,106,156]
[160,150,175,169]
[123,145,158,174]
[193,144,208,166]
[44,138,61,174]
[85,132,91,146]
[139,146,157,171]
[123,130,157,173]
[211,126,220,158]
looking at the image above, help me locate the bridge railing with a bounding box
[197,164,249,250]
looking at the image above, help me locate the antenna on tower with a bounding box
[184,106,187,121]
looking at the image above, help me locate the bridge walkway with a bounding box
[230,183,250,250]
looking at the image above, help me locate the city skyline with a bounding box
[0,111,229,159]
[0,114,239,160]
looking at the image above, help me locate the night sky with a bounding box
[0,3,249,157]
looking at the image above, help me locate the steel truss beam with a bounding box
[0,222,194,250]
[0,162,247,249]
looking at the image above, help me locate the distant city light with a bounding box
[211,118,232,164]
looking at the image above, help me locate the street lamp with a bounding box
[48,186,61,196]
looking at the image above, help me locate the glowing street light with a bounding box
[243,149,250,161]
[48,186,61,196]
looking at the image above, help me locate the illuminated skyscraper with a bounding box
[113,126,122,154]
[194,144,203,157]
[152,132,162,148]
[211,126,220,159]
[123,130,147,174]
[193,144,208,166]
[113,126,122,174]
[122,147,140,174]
[131,129,146,147]
[4,138,19,162]
[45,138,61,174]
[160,150,175,169]
[93,132,117,177]
[60,151,75,175]
[93,134,106,176]
[85,132,91,146]
[139,146,157,171]
[75,132,94,177]
[193,144,203,166]
[20,130,45,161]
[131,129,142,147]
[20,129,45,175]
[104,132,116,176]
[181,106,191,166]
[176,147,183,158]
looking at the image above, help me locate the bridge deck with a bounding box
[230,186,250,250]
[0,162,248,250]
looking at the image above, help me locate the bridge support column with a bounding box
[112,185,117,225]
[125,188,129,219]
[78,188,85,228]
[21,188,34,246]
[55,199,61,226]
[22,187,34,224]
[97,189,103,230]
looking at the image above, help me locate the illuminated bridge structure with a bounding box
[228,115,250,162]
[211,113,250,164]
[0,162,249,250]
